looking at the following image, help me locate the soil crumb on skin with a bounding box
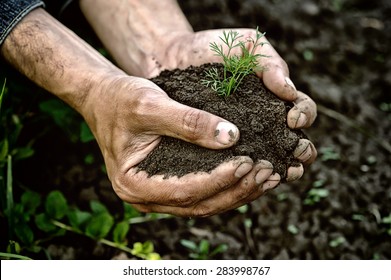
[137,64,305,179]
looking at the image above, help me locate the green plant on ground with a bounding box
[304,179,329,205]
[319,146,341,161]
[329,236,346,248]
[0,78,170,260]
[201,27,267,96]
[180,239,228,260]
[381,213,391,236]
[1,188,162,260]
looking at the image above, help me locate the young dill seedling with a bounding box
[202,27,267,97]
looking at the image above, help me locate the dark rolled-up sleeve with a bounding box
[0,0,45,45]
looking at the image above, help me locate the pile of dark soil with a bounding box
[138,64,302,179]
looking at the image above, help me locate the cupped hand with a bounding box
[135,28,317,182]
[83,75,279,217]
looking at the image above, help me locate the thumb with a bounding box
[151,97,240,149]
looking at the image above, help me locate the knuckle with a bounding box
[235,179,253,200]
[181,109,208,141]
[169,189,196,207]
[132,90,161,115]
[192,205,214,218]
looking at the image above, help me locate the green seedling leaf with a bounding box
[319,146,341,161]
[0,139,8,161]
[39,99,76,128]
[67,208,92,231]
[39,99,80,142]
[210,244,228,257]
[123,202,141,220]
[329,236,346,248]
[131,241,143,254]
[45,190,68,219]
[141,240,154,254]
[21,190,41,216]
[35,213,57,232]
[0,252,32,260]
[145,252,161,260]
[382,214,391,224]
[237,204,248,214]
[244,218,253,228]
[6,240,21,255]
[199,239,210,254]
[6,155,13,220]
[13,146,34,161]
[14,221,34,245]
[90,200,109,214]
[80,121,95,143]
[130,241,160,260]
[84,153,94,165]
[0,78,6,114]
[288,224,299,235]
[180,239,198,251]
[113,220,130,244]
[85,212,114,239]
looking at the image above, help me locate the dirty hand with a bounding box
[83,75,280,217]
[125,28,317,182]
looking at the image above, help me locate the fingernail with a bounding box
[234,162,252,178]
[286,164,304,182]
[255,160,273,186]
[262,173,281,191]
[296,112,307,128]
[255,168,273,186]
[293,139,310,159]
[285,77,296,91]
[215,122,239,145]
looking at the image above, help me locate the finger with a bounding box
[138,90,240,149]
[293,139,317,165]
[133,160,275,217]
[287,91,317,129]
[114,156,253,207]
[254,36,298,101]
[236,172,280,206]
[227,172,281,212]
[286,164,304,182]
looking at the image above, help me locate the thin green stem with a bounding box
[51,220,134,254]
[0,78,6,114]
[0,252,32,260]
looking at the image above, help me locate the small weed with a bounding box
[287,224,300,235]
[236,204,249,214]
[130,241,160,260]
[180,239,228,260]
[352,213,366,221]
[1,188,162,259]
[303,49,314,61]
[304,179,329,205]
[202,27,268,96]
[319,146,341,162]
[381,213,391,236]
[277,192,288,201]
[0,78,6,114]
[329,236,346,248]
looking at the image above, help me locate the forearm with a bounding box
[79,0,194,77]
[0,8,123,115]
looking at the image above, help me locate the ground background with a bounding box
[1,0,390,259]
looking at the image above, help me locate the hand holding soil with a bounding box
[74,1,317,216]
[85,28,316,217]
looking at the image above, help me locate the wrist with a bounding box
[80,0,194,77]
